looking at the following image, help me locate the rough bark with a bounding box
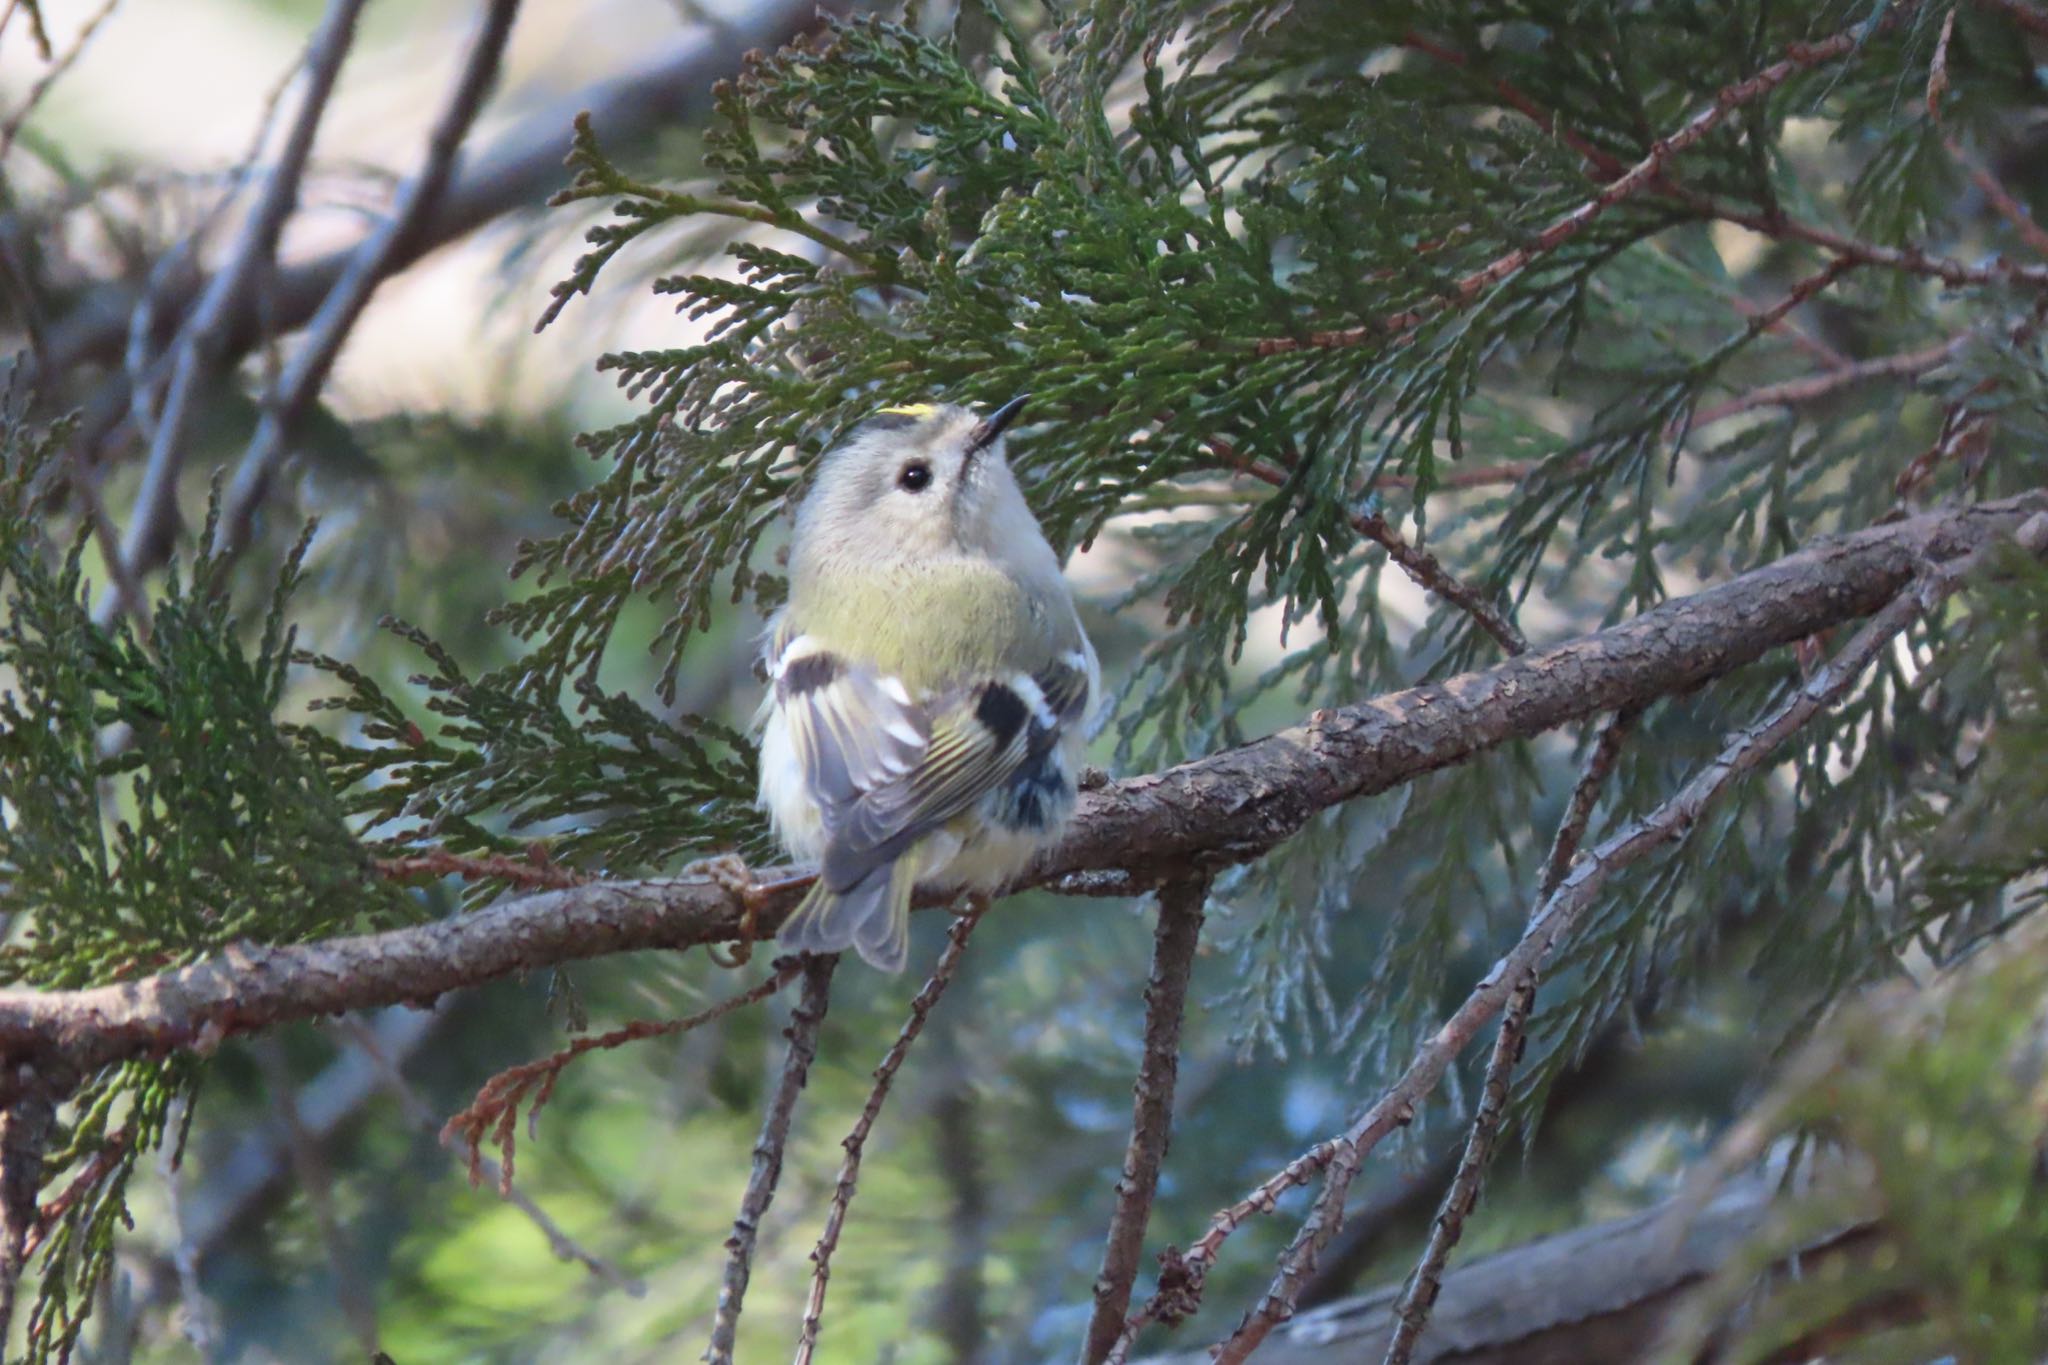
[0,494,2035,1078]
[1132,1178,1861,1365]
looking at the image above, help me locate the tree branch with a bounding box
[1194,539,1996,1364]
[705,953,836,1365]
[111,0,366,590]
[1081,877,1213,1365]
[0,497,2036,1082]
[795,908,985,1364]
[212,0,521,562]
[1132,1175,1850,1365]
[1383,709,1637,1364]
[33,0,835,386]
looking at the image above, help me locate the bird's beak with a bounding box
[965,395,1030,458]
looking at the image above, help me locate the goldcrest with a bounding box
[757,398,1100,971]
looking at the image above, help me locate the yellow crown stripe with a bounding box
[878,403,938,417]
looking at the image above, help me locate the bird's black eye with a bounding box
[898,461,933,492]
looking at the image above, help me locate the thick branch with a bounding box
[0,497,2037,1077]
[1134,1177,1852,1365]
[1081,878,1212,1365]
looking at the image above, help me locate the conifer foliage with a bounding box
[4,0,2048,1359]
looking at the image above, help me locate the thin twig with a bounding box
[156,1096,217,1359]
[705,954,837,1365]
[931,1068,989,1364]
[1691,335,1965,429]
[1952,139,2048,259]
[1381,709,1637,1365]
[1080,877,1212,1365]
[1219,440,1528,655]
[107,0,367,607]
[334,1015,643,1294]
[441,963,798,1193]
[0,0,121,158]
[374,847,588,891]
[795,904,988,1365]
[214,0,522,562]
[1197,559,1973,1364]
[252,1037,378,1354]
[1928,5,1957,118]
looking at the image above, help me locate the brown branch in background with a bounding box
[1080,877,1213,1365]
[705,954,837,1365]
[1220,441,1528,655]
[105,0,367,610]
[0,0,122,158]
[335,1015,641,1293]
[0,0,56,59]
[441,964,798,1193]
[214,0,522,561]
[1381,709,1638,1365]
[795,905,988,1365]
[252,1037,378,1354]
[1690,336,1965,429]
[0,1074,60,1344]
[931,1074,990,1364]
[1952,143,2048,259]
[0,496,2036,1082]
[374,847,588,891]
[1195,553,1984,1365]
[1255,8,1912,357]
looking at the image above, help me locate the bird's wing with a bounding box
[769,633,929,813]
[771,633,1079,893]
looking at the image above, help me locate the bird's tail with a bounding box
[778,854,919,973]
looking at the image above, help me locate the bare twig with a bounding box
[441,962,798,1193]
[252,1037,377,1354]
[1222,442,1528,655]
[0,0,122,158]
[334,1015,642,1294]
[1691,335,1966,429]
[705,954,837,1365]
[1081,877,1213,1365]
[214,0,522,562]
[0,1072,60,1344]
[795,905,988,1364]
[108,0,367,605]
[931,1072,989,1364]
[1381,709,1637,1365]
[156,1097,217,1358]
[1193,556,1978,1364]
[373,847,588,891]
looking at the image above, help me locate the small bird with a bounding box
[756,397,1100,971]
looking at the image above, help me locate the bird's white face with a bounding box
[793,402,1032,568]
